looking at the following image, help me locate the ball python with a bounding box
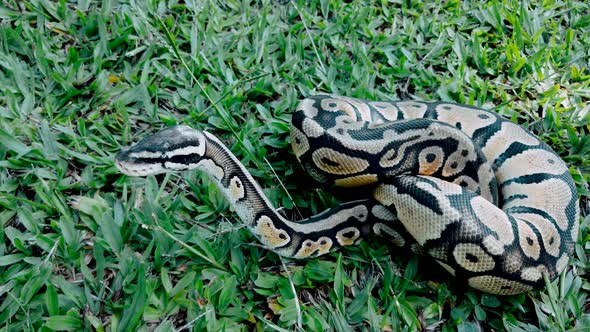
[115,94,579,295]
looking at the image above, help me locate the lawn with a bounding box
[1,0,589,331]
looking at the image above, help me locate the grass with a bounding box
[0,0,589,330]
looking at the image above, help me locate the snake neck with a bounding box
[197,132,280,225]
[198,132,374,258]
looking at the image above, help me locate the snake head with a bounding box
[115,125,206,176]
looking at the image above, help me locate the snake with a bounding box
[115,94,579,295]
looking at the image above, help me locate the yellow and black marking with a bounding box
[116,95,579,295]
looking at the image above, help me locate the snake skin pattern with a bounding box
[115,94,579,295]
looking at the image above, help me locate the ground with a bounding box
[0,0,589,331]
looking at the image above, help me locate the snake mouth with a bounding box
[114,148,166,176]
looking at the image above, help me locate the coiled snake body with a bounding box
[115,95,579,295]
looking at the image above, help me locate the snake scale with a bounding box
[115,95,579,295]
